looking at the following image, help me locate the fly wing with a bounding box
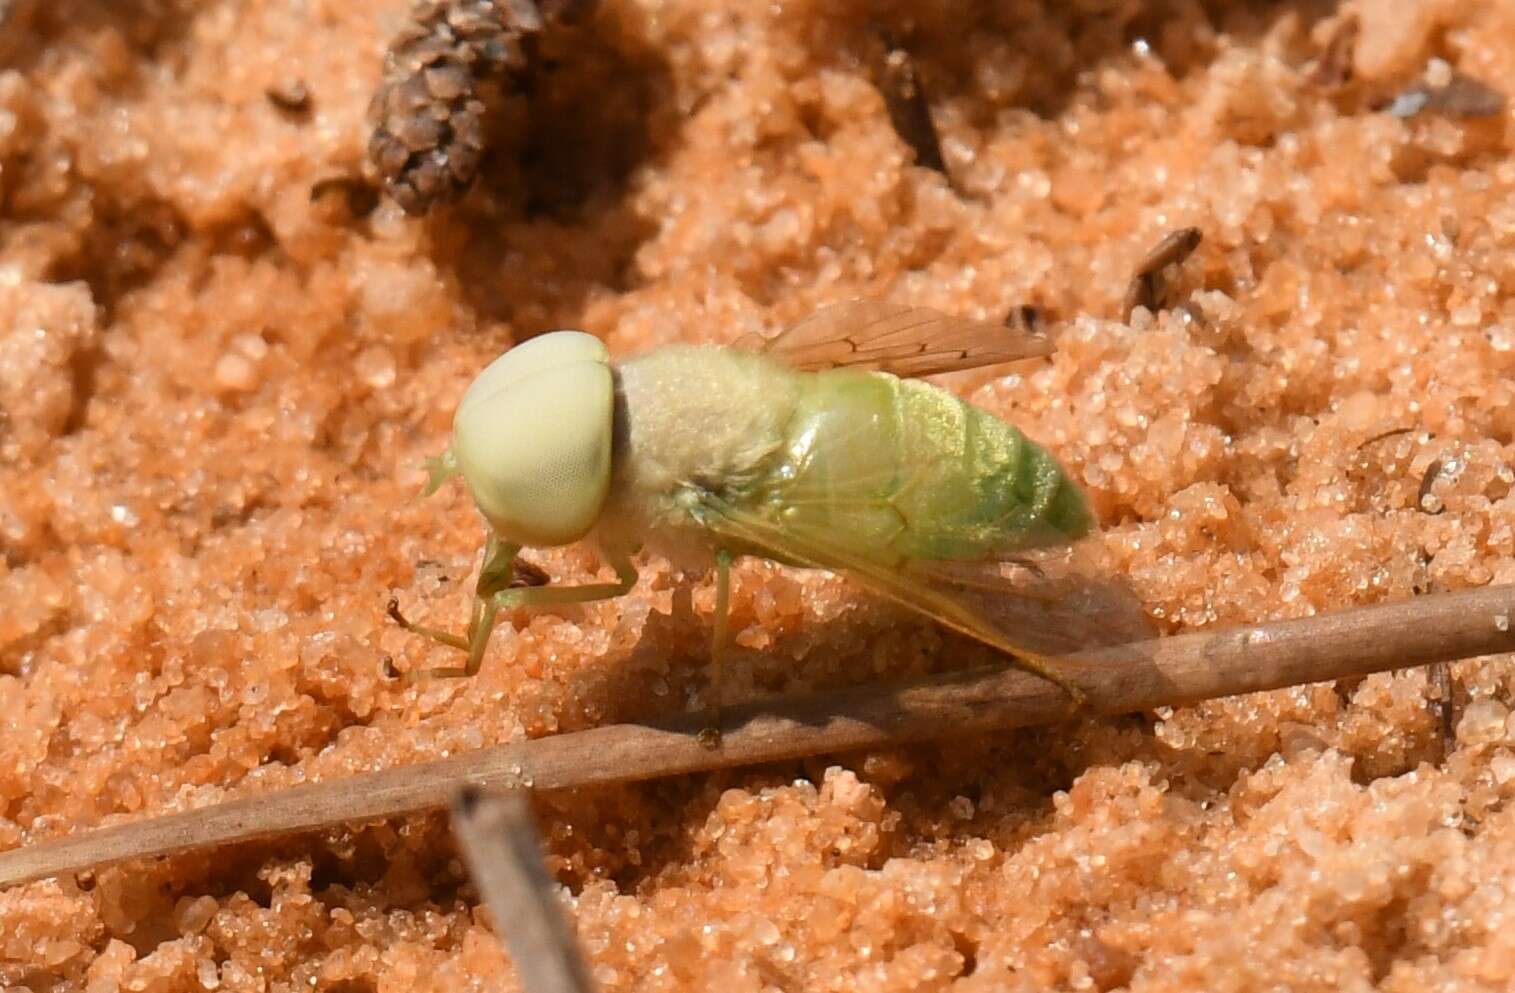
[735,300,1054,377]
[694,499,1150,677]
[904,557,1156,655]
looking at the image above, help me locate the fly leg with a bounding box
[407,552,638,683]
[1006,648,1087,710]
[490,554,638,614]
[389,554,549,653]
[388,593,505,682]
[388,536,636,684]
[387,534,529,682]
[697,550,734,750]
[411,556,636,683]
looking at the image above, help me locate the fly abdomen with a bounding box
[768,369,1091,564]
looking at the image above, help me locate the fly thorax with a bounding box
[614,345,800,518]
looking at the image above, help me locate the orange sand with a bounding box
[4,0,1515,990]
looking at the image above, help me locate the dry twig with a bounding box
[2,583,1514,889]
[451,788,598,993]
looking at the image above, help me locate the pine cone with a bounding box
[368,0,573,215]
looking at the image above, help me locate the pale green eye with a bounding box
[452,331,613,546]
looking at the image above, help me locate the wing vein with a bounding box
[754,300,1052,377]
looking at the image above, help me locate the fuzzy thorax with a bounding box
[593,345,799,567]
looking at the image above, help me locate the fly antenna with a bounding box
[422,448,461,496]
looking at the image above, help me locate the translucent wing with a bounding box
[732,300,1054,377]
[904,557,1155,655]
[693,499,1152,691]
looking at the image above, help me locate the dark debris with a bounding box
[266,78,312,115]
[310,176,380,221]
[1004,304,1045,336]
[1418,458,1448,515]
[1306,13,1358,89]
[1122,227,1202,322]
[1429,660,1460,761]
[1386,71,1507,120]
[873,30,949,180]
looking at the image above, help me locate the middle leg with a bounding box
[698,549,734,750]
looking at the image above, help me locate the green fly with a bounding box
[389,301,1098,734]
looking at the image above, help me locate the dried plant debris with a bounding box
[1429,660,1461,760]
[451,789,599,993]
[1386,64,1507,120]
[1004,303,1045,336]
[509,556,551,587]
[873,31,948,179]
[367,0,597,214]
[1122,226,1202,322]
[266,77,312,115]
[309,175,381,220]
[5,583,1515,890]
[1355,426,1417,451]
[1307,13,1359,89]
[1418,457,1450,514]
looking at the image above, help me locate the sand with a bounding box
[3,0,1515,989]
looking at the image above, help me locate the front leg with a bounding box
[388,537,637,683]
[492,556,639,612]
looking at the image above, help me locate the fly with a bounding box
[389,301,1104,744]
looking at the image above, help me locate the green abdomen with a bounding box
[761,369,1092,564]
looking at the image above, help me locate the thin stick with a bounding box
[3,584,1514,889]
[451,788,598,993]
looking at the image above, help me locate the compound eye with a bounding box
[457,330,608,420]
[452,333,613,547]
